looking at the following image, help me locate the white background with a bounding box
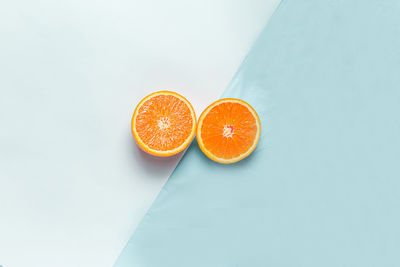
[0,0,279,266]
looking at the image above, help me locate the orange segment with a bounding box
[132,91,196,157]
[197,98,261,164]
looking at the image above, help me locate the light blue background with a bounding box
[115,0,400,266]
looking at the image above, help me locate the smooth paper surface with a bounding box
[115,0,400,266]
[0,0,280,266]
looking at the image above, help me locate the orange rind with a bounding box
[197,98,261,164]
[132,91,196,157]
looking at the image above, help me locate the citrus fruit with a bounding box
[197,98,261,164]
[131,91,196,157]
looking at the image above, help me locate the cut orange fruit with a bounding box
[131,91,196,157]
[197,98,261,164]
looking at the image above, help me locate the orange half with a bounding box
[132,91,196,157]
[197,98,261,164]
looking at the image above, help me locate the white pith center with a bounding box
[158,117,170,130]
[223,125,234,138]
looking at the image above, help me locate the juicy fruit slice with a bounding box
[197,98,261,164]
[132,91,196,157]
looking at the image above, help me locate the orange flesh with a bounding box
[200,102,258,160]
[135,94,194,152]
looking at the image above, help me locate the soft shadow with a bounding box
[193,138,259,170]
[128,134,184,178]
[126,131,262,179]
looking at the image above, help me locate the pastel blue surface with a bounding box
[115,0,400,266]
